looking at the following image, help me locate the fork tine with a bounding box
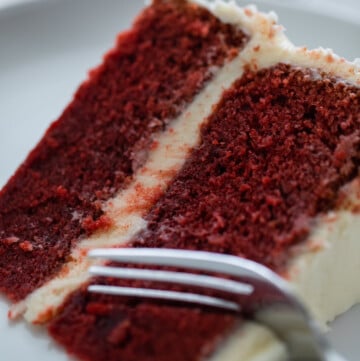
[89,266,254,295]
[88,285,240,311]
[88,248,283,285]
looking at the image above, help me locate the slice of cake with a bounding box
[1,1,360,360]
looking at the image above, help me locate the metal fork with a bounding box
[88,248,347,361]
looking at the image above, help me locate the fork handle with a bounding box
[325,351,349,361]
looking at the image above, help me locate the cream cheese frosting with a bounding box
[10,2,360,360]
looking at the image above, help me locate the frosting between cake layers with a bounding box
[11,2,360,360]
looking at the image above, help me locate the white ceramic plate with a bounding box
[0,1,359,360]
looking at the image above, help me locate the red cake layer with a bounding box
[49,64,360,361]
[0,0,246,301]
[51,289,237,361]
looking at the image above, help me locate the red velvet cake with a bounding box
[1,1,360,361]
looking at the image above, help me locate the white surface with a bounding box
[0,0,360,360]
[254,0,360,23]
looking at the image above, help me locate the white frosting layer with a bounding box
[290,182,360,326]
[196,0,360,85]
[209,323,287,361]
[10,1,360,360]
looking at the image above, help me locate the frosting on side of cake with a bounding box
[209,323,287,361]
[289,179,360,326]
